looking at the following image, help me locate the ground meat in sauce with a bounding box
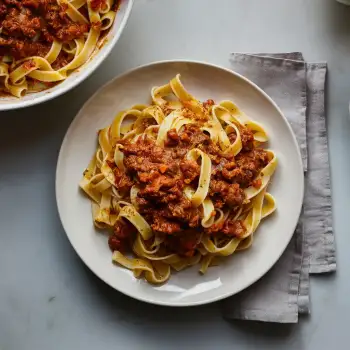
[205,218,246,238]
[107,160,134,194]
[51,51,71,70]
[90,0,107,12]
[222,219,246,238]
[0,0,120,67]
[0,0,91,61]
[228,125,255,151]
[113,123,270,254]
[164,230,202,256]
[109,220,137,252]
[209,180,245,208]
[220,148,269,188]
[0,38,50,60]
[165,128,180,147]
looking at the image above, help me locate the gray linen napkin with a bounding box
[222,53,336,323]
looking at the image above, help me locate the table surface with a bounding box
[1,0,350,349]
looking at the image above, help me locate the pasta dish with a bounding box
[80,74,277,284]
[0,0,119,97]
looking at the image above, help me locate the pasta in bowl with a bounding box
[0,0,133,110]
[80,74,277,284]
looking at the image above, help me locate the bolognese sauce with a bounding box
[108,112,269,255]
[0,0,120,96]
[0,0,89,61]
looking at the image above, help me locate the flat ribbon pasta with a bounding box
[186,148,212,207]
[110,109,142,145]
[113,251,171,284]
[117,205,153,241]
[157,111,181,146]
[216,101,268,143]
[201,236,241,257]
[244,150,277,200]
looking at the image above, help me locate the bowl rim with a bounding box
[0,0,134,112]
[56,59,304,306]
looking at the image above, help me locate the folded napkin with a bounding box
[222,53,336,323]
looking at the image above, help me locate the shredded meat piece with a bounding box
[23,59,36,70]
[51,51,71,70]
[221,149,269,187]
[107,160,134,193]
[141,185,183,204]
[165,230,201,256]
[165,128,180,147]
[200,141,233,165]
[2,8,41,39]
[205,221,224,235]
[239,125,255,151]
[222,219,247,238]
[114,168,134,193]
[206,219,246,238]
[138,170,161,184]
[112,0,120,11]
[109,220,136,252]
[56,23,89,42]
[203,99,215,108]
[252,178,262,189]
[166,198,200,227]
[181,102,209,121]
[171,147,187,159]
[151,215,181,235]
[179,124,210,147]
[124,155,159,174]
[0,3,7,18]
[209,180,245,208]
[22,0,40,8]
[90,0,107,11]
[229,131,237,144]
[228,125,255,151]
[180,159,200,184]
[0,38,49,60]
[139,175,180,202]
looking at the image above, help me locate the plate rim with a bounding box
[55,59,304,307]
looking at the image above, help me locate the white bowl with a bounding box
[56,61,304,306]
[0,0,134,111]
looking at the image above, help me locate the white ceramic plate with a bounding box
[0,0,133,111]
[56,61,304,306]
